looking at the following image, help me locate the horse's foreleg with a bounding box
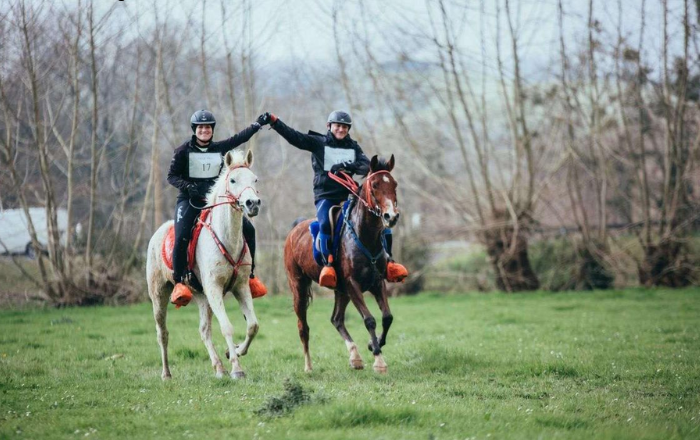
[206,285,245,379]
[233,287,259,357]
[195,296,226,378]
[369,282,393,348]
[150,282,171,380]
[368,283,392,374]
[347,280,386,373]
[331,291,363,369]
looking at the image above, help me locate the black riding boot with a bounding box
[173,198,203,291]
[242,216,257,277]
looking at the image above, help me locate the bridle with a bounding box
[328,169,394,218]
[189,164,258,277]
[190,164,259,211]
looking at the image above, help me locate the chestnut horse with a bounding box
[284,155,400,373]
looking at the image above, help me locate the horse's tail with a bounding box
[284,222,314,306]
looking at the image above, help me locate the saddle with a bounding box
[309,201,349,267]
[161,209,211,271]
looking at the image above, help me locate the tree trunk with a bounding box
[481,211,539,292]
[639,241,691,287]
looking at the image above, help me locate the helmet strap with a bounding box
[192,134,212,148]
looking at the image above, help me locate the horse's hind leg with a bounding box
[233,286,259,357]
[194,296,227,378]
[149,280,172,380]
[289,274,313,372]
[331,291,364,369]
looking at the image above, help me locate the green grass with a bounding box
[1,288,700,439]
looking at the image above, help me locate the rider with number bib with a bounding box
[167,110,270,307]
[264,110,408,288]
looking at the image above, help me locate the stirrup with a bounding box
[249,274,268,298]
[319,256,337,289]
[171,283,193,309]
[386,261,408,283]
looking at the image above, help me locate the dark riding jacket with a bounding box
[167,123,261,200]
[271,119,370,202]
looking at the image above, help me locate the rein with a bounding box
[327,169,391,217]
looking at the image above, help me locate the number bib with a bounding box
[323,147,355,171]
[188,152,221,179]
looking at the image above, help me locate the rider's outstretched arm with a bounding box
[215,121,262,153]
[270,117,323,153]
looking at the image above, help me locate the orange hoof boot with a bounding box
[319,265,337,289]
[249,275,268,298]
[386,261,408,283]
[171,283,193,309]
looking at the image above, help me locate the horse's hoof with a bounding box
[231,370,246,380]
[374,365,388,374]
[304,366,313,373]
[161,374,172,381]
[350,359,364,370]
[215,371,226,379]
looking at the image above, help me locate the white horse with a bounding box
[146,149,261,380]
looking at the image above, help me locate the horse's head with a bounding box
[365,154,399,228]
[216,149,261,217]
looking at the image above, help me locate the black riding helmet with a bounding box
[191,110,216,133]
[327,110,352,128]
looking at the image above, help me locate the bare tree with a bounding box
[613,0,698,286]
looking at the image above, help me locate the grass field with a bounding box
[1,288,699,439]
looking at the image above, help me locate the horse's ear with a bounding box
[387,154,395,172]
[224,151,234,168]
[245,149,254,167]
[370,155,379,172]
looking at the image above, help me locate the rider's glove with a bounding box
[187,182,207,199]
[331,160,355,174]
[256,112,271,126]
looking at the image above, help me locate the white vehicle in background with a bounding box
[0,208,68,258]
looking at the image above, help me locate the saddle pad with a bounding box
[161,209,211,271]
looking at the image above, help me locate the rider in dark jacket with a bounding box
[267,110,406,288]
[167,109,269,307]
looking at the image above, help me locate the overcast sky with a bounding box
[98,0,680,77]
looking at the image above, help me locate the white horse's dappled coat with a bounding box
[146,149,261,379]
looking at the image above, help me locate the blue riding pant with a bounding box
[315,199,344,235]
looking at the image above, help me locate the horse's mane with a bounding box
[206,150,248,204]
[372,157,392,172]
[227,149,247,167]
